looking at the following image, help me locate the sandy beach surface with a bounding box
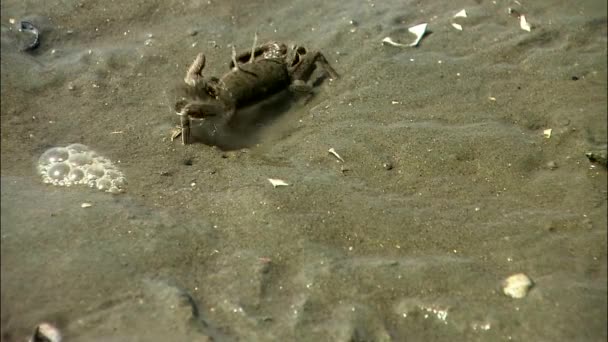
[1,0,607,341]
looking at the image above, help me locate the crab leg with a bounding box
[248,32,258,63]
[310,52,340,80]
[178,109,191,145]
[231,45,243,72]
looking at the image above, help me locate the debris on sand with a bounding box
[382,23,428,47]
[382,162,393,170]
[29,322,62,342]
[519,15,532,32]
[268,178,289,188]
[543,129,552,139]
[19,21,40,51]
[508,8,532,32]
[381,37,408,47]
[502,273,533,299]
[328,148,345,162]
[453,9,467,18]
[451,9,467,31]
[585,148,607,167]
[407,23,428,47]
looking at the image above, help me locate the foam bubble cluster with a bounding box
[37,144,127,194]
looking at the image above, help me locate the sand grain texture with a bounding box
[1,0,606,341]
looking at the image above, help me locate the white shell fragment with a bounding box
[408,23,428,47]
[451,23,463,31]
[381,37,408,47]
[454,9,467,18]
[382,23,428,48]
[520,15,531,32]
[81,203,93,208]
[328,148,345,162]
[451,10,467,30]
[543,129,552,138]
[268,178,289,188]
[502,273,533,299]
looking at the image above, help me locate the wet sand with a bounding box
[1,0,607,341]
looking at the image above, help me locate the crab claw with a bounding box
[184,53,206,86]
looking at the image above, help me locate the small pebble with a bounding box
[382,162,393,170]
[546,161,558,170]
[502,273,533,299]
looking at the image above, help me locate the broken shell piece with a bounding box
[408,23,428,47]
[381,37,408,47]
[29,322,62,342]
[81,202,93,208]
[454,9,467,18]
[543,129,552,138]
[268,178,289,188]
[382,23,428,48]
[520,15,531,31]
[451,10,467,30]
[328,148,345,162]
[502,273,533,299]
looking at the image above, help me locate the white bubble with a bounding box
[95,157,113,166]
[66,143,90,154]
[108,186,124,194]
[105,170,121,179]
[112,177,127,188]
[86,165,105,180]
[38,143,126,194]
[68,168,85,182]
[96,177,112,191]
[48,162,71,181]
[39,147,70,165]
[68,152,93,166]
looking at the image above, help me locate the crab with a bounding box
[174,34,339,145]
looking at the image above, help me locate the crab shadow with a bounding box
[189,90,300,151]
